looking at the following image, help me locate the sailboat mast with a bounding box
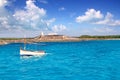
[24,35,26,50]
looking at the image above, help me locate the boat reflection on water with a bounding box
[20,53,45,60]
[20,55,33,59]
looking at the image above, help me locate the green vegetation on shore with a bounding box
[79,35,120,39]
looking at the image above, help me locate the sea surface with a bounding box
[0,40,120,80]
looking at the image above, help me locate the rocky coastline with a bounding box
[0,35,80,45]
[1,35,120,45]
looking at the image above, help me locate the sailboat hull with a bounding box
[20,49,45,56]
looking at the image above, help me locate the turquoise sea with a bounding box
[0,40,120,80]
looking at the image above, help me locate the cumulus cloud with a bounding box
[76,9,103,23]
[0,0,14,31]
[52,24,66,32]
[94,12,120,26]
[0,0,57,37]
[0,0,48,32]
[13,0,47,30]
[58,7,65,11]
[0,0,66,37]
[76,8,120,27]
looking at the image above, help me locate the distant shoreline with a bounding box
[1,38,120,45]
[1,35,120,45]
[0,35,80,45]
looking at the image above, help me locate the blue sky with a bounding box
[0,0,120,37]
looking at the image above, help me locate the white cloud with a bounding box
[0,0,15,31]
[13,0,47,30]
[25,0,46,16]
[0,0,55,37]
[0,0,8,7]
[76,9,103,23]
[94,12,120,26]
[0,0,47,32]
[58,7,65,11]
[52,24,66,32]
[76,9,120,27]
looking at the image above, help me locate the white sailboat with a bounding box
[20,35,45,56]
[20,49,45,56]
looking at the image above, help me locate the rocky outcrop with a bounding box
[35,35,67,41]
[34,35,80,41]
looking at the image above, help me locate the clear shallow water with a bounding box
[0,40,120,80]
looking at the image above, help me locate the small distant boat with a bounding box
[20,36,45,56]
[20,48,45,56]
